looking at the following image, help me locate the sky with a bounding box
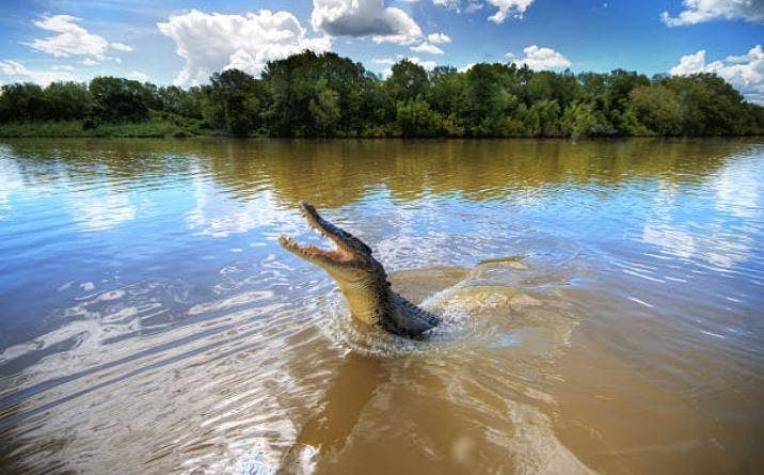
[0,0,762,103]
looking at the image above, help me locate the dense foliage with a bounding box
[1,51,762,137]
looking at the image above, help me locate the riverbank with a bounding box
[0,113,215,138]
[2,125,761,140]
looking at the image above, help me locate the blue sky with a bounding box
[0,1,762,102]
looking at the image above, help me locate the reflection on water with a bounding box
[0,138,763,474]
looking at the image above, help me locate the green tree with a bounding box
[0,83,46,122]
[387,60,430,102]
[562,102,610,137]
[463,63,514,135]
[530,99,562,136]
[428,66,466,117]
[41,82,93,120]
[206,69,261,136]
[0,51,762,137]
[310,81,341,136]
[262,51,370,136]
[663,73,748,135]
[89,77,149,122]
[395,99,443,137]
[628,85,682,135]
[158,85,202,118]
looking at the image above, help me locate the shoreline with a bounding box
[1,122,762,140]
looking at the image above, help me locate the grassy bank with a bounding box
[0,112,216,138]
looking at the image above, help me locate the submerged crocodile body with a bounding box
[279,202,440,338]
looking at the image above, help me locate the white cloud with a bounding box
[0,61,28,76]
[311,0,422,45]
[513,45,571,70]
[371,55,437,77]
[427,32,451,44]
[408,56,438,71]
[25,15,132,61]
[126,71,150,82]
[669,50,707,76]
[661,0,764,26]
[82,58,98,66]
[158,9,332,86]
[0,59,74,85]
[408,33,451,56]
[669,45,764,104]
[487,0,536,24]
[411,42,444,55]
[432,0,461,9]
[466,1,484,13]
[458,62,475,72]
[109,42,133,52]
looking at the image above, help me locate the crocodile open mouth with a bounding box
[277,201,440,338]
[278,202,356,264]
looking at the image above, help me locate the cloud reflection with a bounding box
[714,157,762,219]
[0,157,24,219]
[642,159,762,270]
[187,169,302,238]
[67,183,136,231]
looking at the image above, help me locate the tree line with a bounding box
[1,51,762,138]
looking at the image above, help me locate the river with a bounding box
[0,138,762,474]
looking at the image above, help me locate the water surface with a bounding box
[0,138,762,474]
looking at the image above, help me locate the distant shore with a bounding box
[2,120,762,140]
[2,125,763,139]
[0,116,214,139]
[3,52,763,140]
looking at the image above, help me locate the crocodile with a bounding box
[278,201,441,338]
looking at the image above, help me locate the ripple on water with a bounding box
[1,139,763,474]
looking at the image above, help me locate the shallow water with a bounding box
[0,138,762,474]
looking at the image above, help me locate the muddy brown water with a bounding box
[0,138,762,474]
